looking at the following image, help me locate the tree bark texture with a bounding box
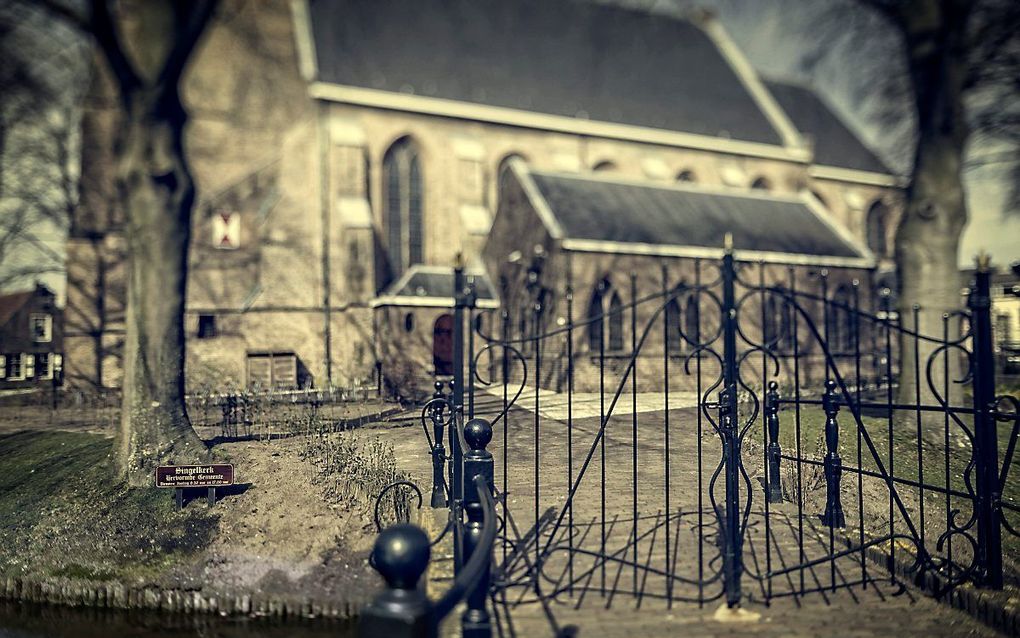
[114,89,207,483]
[894,0,971,409]
[77,0,219,484]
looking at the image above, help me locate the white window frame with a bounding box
[24,354,35,379]
[30,313,52,343]
[0,355,5,378]
[7,354,24,380]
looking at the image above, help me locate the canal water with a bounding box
[0,602,357,637]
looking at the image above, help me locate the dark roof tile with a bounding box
[308,0,784,145]
[529,171,868,261]
[764,79,892,175]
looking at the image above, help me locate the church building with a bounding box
[63,0,901,395]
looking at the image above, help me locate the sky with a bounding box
[1,0,1017,305]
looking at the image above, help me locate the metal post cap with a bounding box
[463,418,493,451]
[370,524,431,590]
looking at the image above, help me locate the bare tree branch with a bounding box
[157,0,220,90]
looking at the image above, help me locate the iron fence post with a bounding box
[970,257,1003,589]
[430,381,449,508]
[765,381,784,503]
[461,418,494,638]
[720,241,743,608]
[821,380,846,528]
[360,524,434,638]
[453,257,468,573]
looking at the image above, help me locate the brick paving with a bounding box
[370,390,1006,637]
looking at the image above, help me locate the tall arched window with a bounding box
[587,282,606,352]
[763,293,792,352]
[593,160,617,172]
[866,200,888,257]
[751,176,771,191]
[608,292,624,351]
[676,169,696,183]
[496,153,526,212]
[827,286,856,354]
[666,295,683,354]
[383,138,424,278]
[685,297,700,346]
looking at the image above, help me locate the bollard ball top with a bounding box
[825,379,837,392]
[434,380,444,392]
[768,381,779,392]
[464,418,493,451]
[370,524,431,590]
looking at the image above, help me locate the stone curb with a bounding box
[0,573,370,620]
[836,532,1020,636]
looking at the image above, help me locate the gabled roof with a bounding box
[306,0,786,146]
[764,79,893,176]
[516,166,873,268]
[373,265,499,308]
[0,290,34,328]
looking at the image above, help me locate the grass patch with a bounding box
[0,431,218,582]
[753,401,1020,578]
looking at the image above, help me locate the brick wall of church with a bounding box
[66,1,902,393]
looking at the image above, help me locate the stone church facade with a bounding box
[64,0,902,394]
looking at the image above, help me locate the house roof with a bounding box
[520,167,873,267]
[373,265,499,308]
[763,79,893,175]
[0,289,36,328]
[306,0,785,146]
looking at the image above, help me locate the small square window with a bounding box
[30,314,52,343]
[197,315,217,339]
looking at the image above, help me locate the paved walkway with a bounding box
[371,391,1005,637]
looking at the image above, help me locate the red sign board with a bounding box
[155,464,234,488]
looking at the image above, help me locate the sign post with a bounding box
[156,464,234,510]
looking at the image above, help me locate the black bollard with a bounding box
[429,381,449,508]
[461,418,494,638]
[821,380,846,528]
[765,381,784,503]
[359,524,434,638]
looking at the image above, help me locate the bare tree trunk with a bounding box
[115,90,207,483]
[894,0,971,411]
[895,137,967,407]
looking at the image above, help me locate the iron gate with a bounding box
[362,248,1018,637]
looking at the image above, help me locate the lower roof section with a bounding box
[520,166,874,268]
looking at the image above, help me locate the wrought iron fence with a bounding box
[362,249,1018,636]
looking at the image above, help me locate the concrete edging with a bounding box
[0,573,369,620]
[836,532,1020,636]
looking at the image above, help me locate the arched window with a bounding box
[587,283,605,352]
[685,297,700,346]
[751,176,771,191]
[608,291,624,351]
[827,286,856,354]
[763,293,792,352]
[676,169,696,183]
[593,160,617,172]
[383,138,424,278]
[666,295,683,354]
[867,200,888,257]
[497,153,526,210]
